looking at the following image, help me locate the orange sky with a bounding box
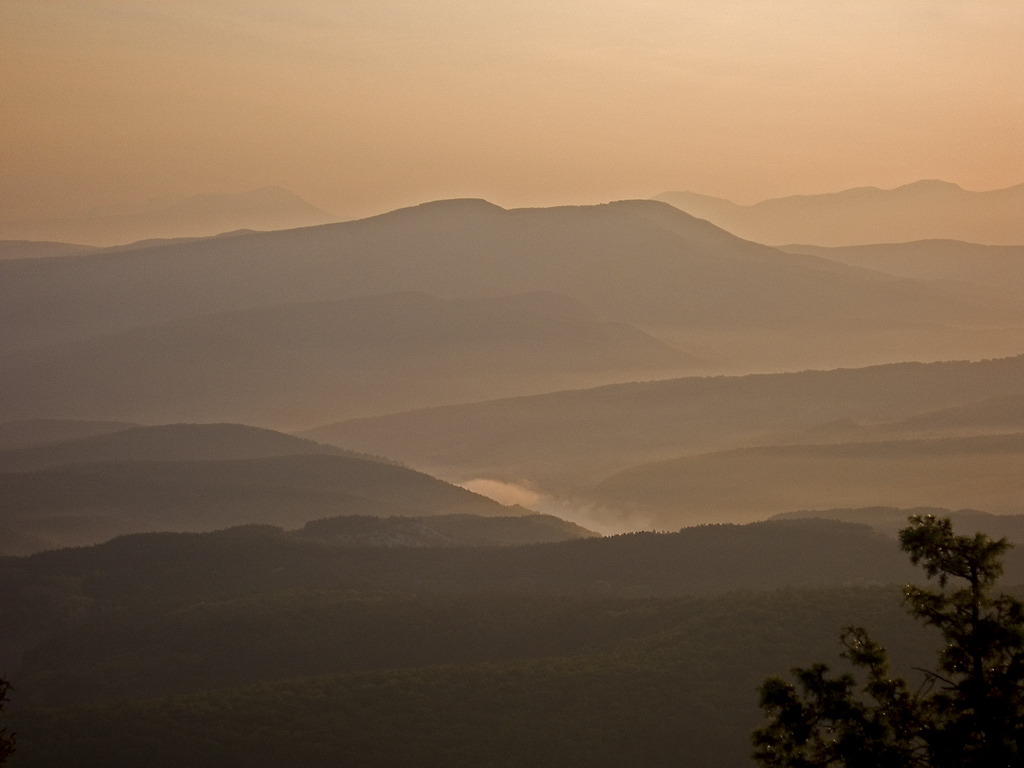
[2,1,1022,221]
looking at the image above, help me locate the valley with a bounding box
[2,189,1023,768]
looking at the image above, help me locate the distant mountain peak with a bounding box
[890,179,966,194]
[409,198,506,214]
[0,187,337,247]
[655,179,1024,245]
[356,198,507,227]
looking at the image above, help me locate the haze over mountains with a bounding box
[4,192,1024,766]
[0,419,139,451]
[0,291,693,427]
[5,195,1024,532]
[3,197,1023,431]
[0,186,337,247]
[781,240,1024,301]
[0,241,98,260]
[304,354,1024,486]
[7,1,1024,762]
[4,198,988,352]
[655,180,1024,247]
[590,432,1024,528]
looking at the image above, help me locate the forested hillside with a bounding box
[2,515,975,768]
[8,585,941,768]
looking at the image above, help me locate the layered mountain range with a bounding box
[5,189,1024,768]
[0,422,533,554]
[3,197,1022,428]
[656,180,1024,246]
[0,186,336,247]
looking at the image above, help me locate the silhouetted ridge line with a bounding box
[656,179,1024,245]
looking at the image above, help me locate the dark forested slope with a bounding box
[0,451,517,553]
[292,513,597,548]
[0,586,947,768]
[7,516,1020,767]
[770,506,1024,539]
[0,422,374,472]
[0,519,921,629]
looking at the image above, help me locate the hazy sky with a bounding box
[2,1,1022,220]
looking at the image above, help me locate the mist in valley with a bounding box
[2,2,1024,766]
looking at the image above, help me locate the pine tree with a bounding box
[753,515,1024,768]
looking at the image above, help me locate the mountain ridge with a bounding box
[0,291,698,428]
[0,197,1012,378]
[588,432,1024,527]
[0,452,521,554]
[0,186,337,246]
[300,354,1024,494]
[655,180,1024,245]
[0,422,382,472]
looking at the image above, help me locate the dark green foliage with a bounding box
[6,517,1020,767]
[900,518,1024,767]
[6,587,935,768]
[0,519,916,641]
[9,656,721,768]
[753,629,924,767]
[0,679,13,764]
[291,513,596,547]
[10,586,934,710]
[753,515,1024,767]
[771,507,1024,539]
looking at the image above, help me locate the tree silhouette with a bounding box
[753,515,1024,768]
[0,678,13,764]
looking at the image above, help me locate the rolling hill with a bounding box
[0,198,1005,360]
[0,291,696,427]
[656,180,1024,246]
[292,513,598,548]
[0,240,96,260]
[769,506,1024,539]
[780,239,1024,294]
[0,453,519,554]
[882,393,1024,435]
[0,422,529,554]
[0,422,376,472]
[0,519,920,614]
[0,186,336,247]
[749,393,1024,447]
[301,355,1024,494]
[0,419,139,451]
[588,433,1024,528]
[4,585,934,768]
[4,517,1013,766]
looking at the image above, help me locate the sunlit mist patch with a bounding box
[459,478,653,536]
[459,478,543,508]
